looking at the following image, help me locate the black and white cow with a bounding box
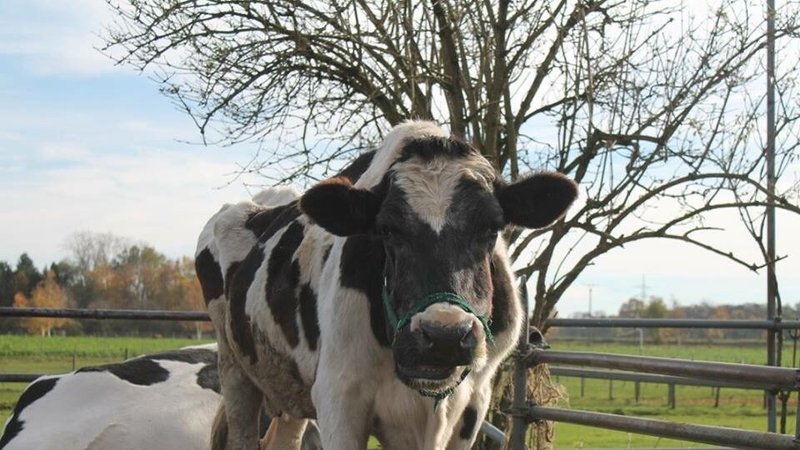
[196,121,577,450]
[0,345,220,450]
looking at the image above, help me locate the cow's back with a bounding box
[0,345,220,450]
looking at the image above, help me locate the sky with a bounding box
[0,0,798,317]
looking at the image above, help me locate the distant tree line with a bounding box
[0,231,211,337]
[553,297,800,344]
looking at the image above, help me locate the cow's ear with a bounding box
[300,177,380,236]
[496,172,578,228]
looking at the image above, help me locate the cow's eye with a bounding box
[378,226,399,240]
[482,227,499,240]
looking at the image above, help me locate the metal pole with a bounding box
[528,350,800,390]
[545,317,800,330]
[510,276,530,450]
[0,307,211,321]
[479,421,506,446]
[525,406,800,450]
[549,366,785,390]
[766,0,778,433]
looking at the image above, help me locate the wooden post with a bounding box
[668,384,676,409]
[510,277,530,450]
[635,381,641,403]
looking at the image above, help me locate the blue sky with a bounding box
[0,0,797,317]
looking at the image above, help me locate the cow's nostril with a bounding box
[419,328,434,349]
[420,320,474,349]
[460,328,477,350]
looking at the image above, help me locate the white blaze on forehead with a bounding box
[393,154,496,233]
[355,120,446,189]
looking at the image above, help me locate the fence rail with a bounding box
[0,307,210,321]
[6,307,800,330]
[524,406,799,450]
[527,349,800,390]
[4,302,800,449]
[550,366,777,390]
[546,317,800,330]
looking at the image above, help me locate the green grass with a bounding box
[0,334,210,358]
[1,336,795,448]
[546,341,795,448]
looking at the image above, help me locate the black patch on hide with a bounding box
[339,235,389,347]
[336,151,375,183]
[266,222,305,348]
[78,358,169,386]
[321,244,333,266]
[195,247,223,305]
[489,254,514,336]
[298,283,320,351]
[245,202,300,239]
[224,261,241,299]
[398,136,479,162]
[196,362,220,393]
[460,406,479,440]
[0,377,59,448]
[229,246,265,364]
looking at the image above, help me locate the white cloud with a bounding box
[39,143,91,161]
[0,146,268,266]
[0,0,121,76]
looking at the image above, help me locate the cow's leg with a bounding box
[446,383,492,450]
[214,327,262,450]
[312,375,372,450]
[259,416,308,450]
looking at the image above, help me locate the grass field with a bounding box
[1,335,795,448]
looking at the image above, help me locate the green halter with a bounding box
[381,286,495,344]
[381,280,495,404]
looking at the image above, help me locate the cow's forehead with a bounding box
[391,151,497,233]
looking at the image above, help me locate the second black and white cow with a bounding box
[0,345,220,450]
[196,120,577,449]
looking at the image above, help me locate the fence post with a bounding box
[635,381,641,403]
[608,379,614,401]
[581,377,585,398]
[714,387,721,408]
[510,276,530,450]
[668,384,676,409]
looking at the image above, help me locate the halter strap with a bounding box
[382,284,495,343]
[381,278,495,404]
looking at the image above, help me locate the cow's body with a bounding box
[0,345,220,450]
[197,121,577,449]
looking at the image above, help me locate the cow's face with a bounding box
[300,137,577,396]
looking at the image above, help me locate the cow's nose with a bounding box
[416,320,476,365]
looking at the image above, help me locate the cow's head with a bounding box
[300,136,577,396]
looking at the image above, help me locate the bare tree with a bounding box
[103,1,800,446]
[64,231,131,274]
[104,0,800,327]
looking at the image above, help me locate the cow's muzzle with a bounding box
[392,309,488,396]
